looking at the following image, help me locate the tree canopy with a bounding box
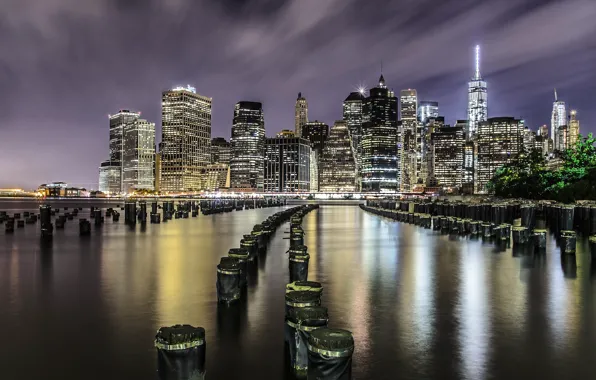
[488,134,596,202]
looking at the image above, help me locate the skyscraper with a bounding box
[98,160,122,194]
[319,121,357,192]
[463,140,475,194]
[361,75,399,192]
[467,45,488,139]
[475,117,524,194]
[230,101,265,191]
[343,91,365,189]
[295,92,308,137]
[302,121,329,155]
[568,110,580,148]
[418,101,439,125]
[105,109,140,192]
[431,125,465,191]
[302,120,329,192]
[551,89,567,151]
[122,118,156,192]
[424,116,445,186]
[522,126,538,153]
[264,136,311,192]
[161,85,212,192]
[400,89,418,192]
[211,137,232,164]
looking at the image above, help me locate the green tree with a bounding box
[488,133,596,201]
[487,148,549,199]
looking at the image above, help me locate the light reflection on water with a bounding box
[0,202,595,379]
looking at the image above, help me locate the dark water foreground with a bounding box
[0,202,595,379]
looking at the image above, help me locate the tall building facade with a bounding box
[309,151,319,192]
[361,75,399,192]
[99,160,122,194]
[295,93,308,137]
[568,110,580,148]
[319,121,356,192]
[211,137,232,164]
[418,101,439,125]
[264,136,311,192]
[161,85,212,192]
[463,140,475,194]
[424,116,445,186]
[302,121,329,155]
[343,92,365,189]
[400,89,418,192]
[551,89,567,151]
[467,45,488,139]
[230,101,265,191]
[431,125,465,191]
[105,110,141,192]
[122,118,156,192]
[475,117,524,194]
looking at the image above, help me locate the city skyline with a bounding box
[1,0,595,189]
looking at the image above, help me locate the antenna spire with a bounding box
[554,88,558,101]
[474,45,481,79]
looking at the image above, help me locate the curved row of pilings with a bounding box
[360,199,596,257]
[0,198,286,239]
[153,205,320,379]
[283,206,355,379]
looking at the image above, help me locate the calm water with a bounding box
[1,201,595,379]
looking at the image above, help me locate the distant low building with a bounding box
[38,182,87,197]
[200,164,230,191]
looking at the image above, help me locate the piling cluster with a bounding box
[283,206,355,379]
[216,205,307,304]
[201,198,284,215]
[361,199,596,258]
[154,204,312,379]
[0,198,287,239]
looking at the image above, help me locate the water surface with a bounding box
[0,202,595,379]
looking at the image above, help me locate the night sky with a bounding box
[1,0,595,189]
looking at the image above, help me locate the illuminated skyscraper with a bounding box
[400,89,418,192]
[104,109,140,192]
[264,136,311,192]
[230,101,265,191]
[424,116,445,186]
[302,121,329,155]
[431,125,464,191]
[467,45,488,139]
[122,118,155,192]
[361,75,399,192]
[161,85,212,192]
[568,110,580,148]
[343,91,365,189]
[319,121,356,192]
[475,117,524,194]
[551,89,567,151]
[418,101,439,125]
[295,92,308,137]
